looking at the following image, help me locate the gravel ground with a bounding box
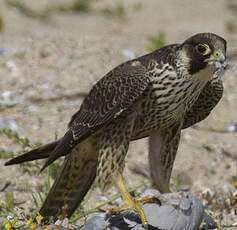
[0,0,236,228]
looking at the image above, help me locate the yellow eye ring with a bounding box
[213,50,221,58]
[196,43,211,55]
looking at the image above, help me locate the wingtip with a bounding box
[4,160,11,166]
[39,163,48,174]
[39,155,55,173]
[4,159,16,166]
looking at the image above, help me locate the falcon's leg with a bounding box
[149,122,182,192]
[111,173,148,225]
[97,116,149,225]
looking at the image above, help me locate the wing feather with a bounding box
[41,61,150,169]
[182,78,223,129]
[69,61,150,140]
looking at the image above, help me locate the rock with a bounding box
[0,118,19,131]
[80,190,217,230]
[226,123,237,133]
[0,48,7,55]
[0,91,20,107]
[5,60,20,76]
[122,49,135,60]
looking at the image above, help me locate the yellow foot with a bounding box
[112,173,151,226]
[131,197,148,226]
[106,203,129,215]
[137,195,159,205]
[107,195,157,216]
[107,197,148,225]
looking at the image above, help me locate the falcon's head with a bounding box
[180,33,227,77]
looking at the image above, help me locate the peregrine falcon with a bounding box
[5,33,227,225]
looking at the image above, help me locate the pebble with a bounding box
[0,91,20,107]
[122,48,136,60]
[0,118,19,131]
[226,123,237,132]
[0,48,7,55]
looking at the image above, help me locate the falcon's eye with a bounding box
[195,44,211,56]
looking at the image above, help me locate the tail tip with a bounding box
[4,160,13,166]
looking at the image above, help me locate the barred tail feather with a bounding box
[40,137,98,221]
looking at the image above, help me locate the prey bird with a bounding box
[5,33,227,225]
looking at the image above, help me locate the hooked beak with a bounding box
[206,51,228,70]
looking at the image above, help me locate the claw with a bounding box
[138,195,159,205]
[142,223,149,230]
[106,203,129,215]
[112,173,149,225]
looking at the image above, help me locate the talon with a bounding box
[106,203,128,215]
[113,174,149,225]
[142,223,149,230]
[138,195,158,205]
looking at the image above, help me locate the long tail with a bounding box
[5,131,74,168]
[4,141,59,165]
[39,137,98,221]
[5,133,98,221]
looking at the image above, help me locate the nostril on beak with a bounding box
[223,62,230,70]
[220,59,225,64]
[219,53,226,64]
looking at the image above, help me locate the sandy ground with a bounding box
[0,0,236,228]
